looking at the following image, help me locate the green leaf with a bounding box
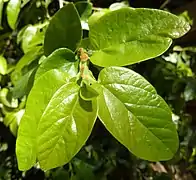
[11,47,43,85]
[13,46,43,74]
[4,109,25,136]
[0,55,7,75]
[16,70,70,170]
[89,8,190,67]
[12,68,37,99]
[6,0,21,29]
[75,1,92,21]
[18,23,48,53]
[80,38,92,50]
[75,1,92,30]
[98,66,179,161]
[80,83,100,101]
[88,9,110,27]
[44,3,82,56]
[0,88,18,108]
[37,84,97,170]
[16,69,97,170]
[72,158,96,180]
[51,167,69,180]
[35,48,78,80]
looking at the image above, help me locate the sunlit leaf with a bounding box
[0,55,7,75]
[98,66,179,161]
[6,0,21,29]
[89,8,190,67]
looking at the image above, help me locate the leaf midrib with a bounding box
[38,84,79,168]
[101,85,174,155]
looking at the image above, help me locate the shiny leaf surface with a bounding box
[89,8,190,67]
[35,48,78,80]
[98,66,179,161]
[37,83,97,170]
[16,69,97,170]
[16,69,70,170]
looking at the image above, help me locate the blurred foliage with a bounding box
[0,0,196,179]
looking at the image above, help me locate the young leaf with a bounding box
[98,66,179,161]
[37,83,97,170]
[35,48,78,80]
[16,69,97,170]
[80,38,92,50]
[80,83,100,101]
[16,69,71,170]
[0,55,7,75]
[89,8,190,67]
[6,0,21,29]
[44,3,82,56]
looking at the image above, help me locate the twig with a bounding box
[160,0,170,9]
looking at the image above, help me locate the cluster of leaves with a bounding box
[0,0,195,179]
[14,0,190,171]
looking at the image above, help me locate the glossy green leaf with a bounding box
[6,0,21,29]
[16,70,70,170]
[37,84,97,170]
[16,69,97,170]
[98,66,179,161]
[89,8,190,67]
[44,3,82,56]
[0,55,7,75]
[35,48,78,80]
